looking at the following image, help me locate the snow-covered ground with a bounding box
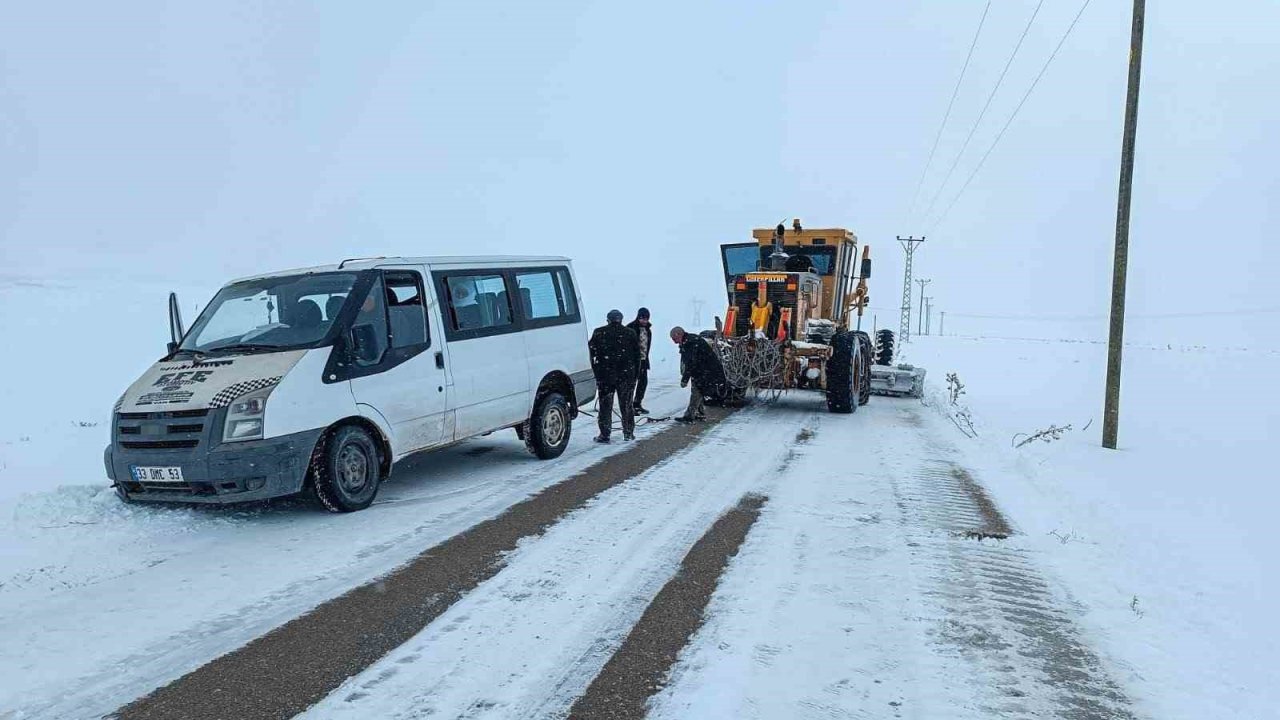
[0,382,701,719]
[902,334,1277,719]
[2,267,1273,718]
[0,273,696,718]
[652,334,1277,719]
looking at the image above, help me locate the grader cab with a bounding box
[714,222,875,412]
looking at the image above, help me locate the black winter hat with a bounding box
[607,309,624,323]
[637,307,650,320]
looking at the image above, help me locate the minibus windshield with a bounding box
[179,272,358,354]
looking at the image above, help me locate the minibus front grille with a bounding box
[115,409,210,452]
[121,439,200,450]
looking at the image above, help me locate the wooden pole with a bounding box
[1103,0,1146,449]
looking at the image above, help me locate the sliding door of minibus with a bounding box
[432,268,531,439]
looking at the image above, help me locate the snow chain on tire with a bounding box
[854,331,873,406]
[826,331,855,414]
[310,425,382,513]
[875,329,895,366]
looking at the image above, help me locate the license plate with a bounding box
[131,466,185,483]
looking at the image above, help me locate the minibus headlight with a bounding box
[223,386,275,443]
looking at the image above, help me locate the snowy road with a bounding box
[1,385,689,719]
[2,383,1143,719]
[289,394,1138,719]
[650,400,1138,720]
[295,405,814,720]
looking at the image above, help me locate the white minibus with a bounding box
[105,256,594,511]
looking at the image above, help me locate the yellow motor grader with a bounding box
[713,221,875,412]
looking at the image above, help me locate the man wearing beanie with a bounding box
[626,307,653,415]
[587,309,641,442]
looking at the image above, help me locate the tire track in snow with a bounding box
[565,423,818,719]
[566,493,769,720]
[646,399,1139,719]
[895,405,1138,719]
[110,403,733,720]
[295,404,820,720]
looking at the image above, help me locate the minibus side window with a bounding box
[385,271,428,349]
[351,276,389,367]
[514,270,562,319]
[555,268,579,317]
[444,274,512,331]
[509,266,581,330]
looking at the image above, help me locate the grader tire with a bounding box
[854,331,874,406]
[826,332,855,414]
[875,329,895,366]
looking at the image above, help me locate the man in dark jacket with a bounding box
[670,326,726,422]
[588,309,641,442]
[626,307,653,415]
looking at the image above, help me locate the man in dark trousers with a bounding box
[670,326,727,422]
[588,309,641,442]
[626,307,653,415]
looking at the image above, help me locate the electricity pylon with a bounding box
[897,236,925,342]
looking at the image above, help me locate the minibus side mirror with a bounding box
[168,292,185,350]
[350,323,383,365]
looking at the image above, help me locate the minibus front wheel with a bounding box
[310,424,382,512]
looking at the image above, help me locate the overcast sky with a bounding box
[3,0,1277,346]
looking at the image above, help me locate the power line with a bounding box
[918,0,1047,224]
[904,1,992,224]
[927,0,1095,234]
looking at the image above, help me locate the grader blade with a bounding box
[869,363,926,398]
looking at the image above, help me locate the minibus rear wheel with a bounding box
[311,424,382,512]
[526,391,571,460]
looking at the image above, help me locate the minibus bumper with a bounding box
[104,429,323,505]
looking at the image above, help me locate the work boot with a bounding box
[674,415,695,423]
[593,434,610,444]
[623,432,635,441]
[634,406,650,416]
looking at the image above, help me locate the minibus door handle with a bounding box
[435,351,445,370]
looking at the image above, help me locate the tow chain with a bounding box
[577,395,673,431]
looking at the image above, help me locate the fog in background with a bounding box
[3,0,1277,348]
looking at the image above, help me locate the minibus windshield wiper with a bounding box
[202,343,281,355]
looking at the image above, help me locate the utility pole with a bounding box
[940,311,946,336]
[897,236,925,343]
[924,297,933,335]
[690,297,705,328]
[1103,0,1145,450]
[916,279,932,335]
